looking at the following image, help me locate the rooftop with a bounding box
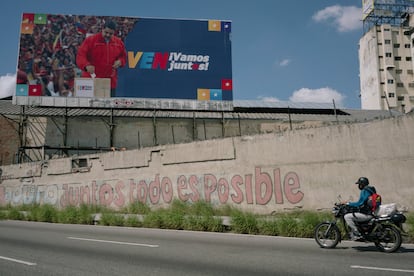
[0,99,401,123]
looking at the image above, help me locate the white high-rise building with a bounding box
[359,0,414,113]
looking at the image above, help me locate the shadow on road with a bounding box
[352,245,414,253]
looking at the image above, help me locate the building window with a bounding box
[392,30,399,35]
[397,83,404,87]
[384,28,390,31]
[394,56,402,61]
[406,57,412,61]
[398,96,404,101]
[387,79,394,84]
[388,93,395,97]
[394,43,400,48]
[408,69,413,74]
[72,158,88,168]
[409,83,414,87]
[405,44,411,48]
[385,39,391,44]
[396,69,403,74]
[386,52,392,57]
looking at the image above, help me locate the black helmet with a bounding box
[355,177,369,190]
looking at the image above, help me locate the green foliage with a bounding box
[263,211,332,238]
[1,201,413,242]
[185,215,225,232]
[215,204,235,216]
[170,199,189,215]
[99,212,124,226]
[18,204,39,212]
[125,201,151,214]
[161,209,185,230]
[7,208,26,220]
[292,211,324,238]
[405,212,414,243]
[0,203,12,211]
[142,207,185,230]
[258,219,279,236]
[27,204,58,223]
[166,200,225,232]
[58,206,81,224]
[125,215,142,227]
[230,209,259,234]
[189,200,215,216]
[58,205,94,224]
[142,210,164,228]
[77,204,96,224]
[276,215,299,237]
[0,211,7,220]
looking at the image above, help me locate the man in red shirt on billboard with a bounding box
[76,20,126,97]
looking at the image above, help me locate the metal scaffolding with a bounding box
[363,0,414,34]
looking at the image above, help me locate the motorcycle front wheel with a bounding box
[314,222,340,249]
[374,225,402,253]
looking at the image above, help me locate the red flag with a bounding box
[221,79,233,90]
[22,13,34,23]
[29,84,42,96]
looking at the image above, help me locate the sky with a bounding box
[0,0,364,108]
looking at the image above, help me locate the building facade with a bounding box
[359,1,414,113]
[359,24,414,113]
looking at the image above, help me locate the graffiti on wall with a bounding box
[0,167,304,208]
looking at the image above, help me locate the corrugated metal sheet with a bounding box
[0,99,400,122]
[233,100,334,109]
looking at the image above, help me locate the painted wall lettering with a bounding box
[0,167,303,209]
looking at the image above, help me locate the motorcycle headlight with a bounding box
[391,213,406,224]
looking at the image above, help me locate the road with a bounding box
[0,220,413,275]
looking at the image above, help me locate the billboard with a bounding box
[362,0,375,20]
[15,13,233,110]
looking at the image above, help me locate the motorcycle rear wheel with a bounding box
[374,225,402,253]
[314,222,340,249]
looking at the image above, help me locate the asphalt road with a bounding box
[0,220,413,276]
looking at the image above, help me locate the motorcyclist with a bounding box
[343,177,375,241]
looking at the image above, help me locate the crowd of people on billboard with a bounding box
[17,14,138,97]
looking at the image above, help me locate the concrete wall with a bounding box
[0,116,19,165]
[26,115,310,159]
[1,114,413,214]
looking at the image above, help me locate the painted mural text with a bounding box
[0,167,303,208]
[128,51,210,72]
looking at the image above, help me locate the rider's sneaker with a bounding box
[350,231,363,241]
[353,236,365,242]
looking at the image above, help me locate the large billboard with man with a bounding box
[15,13,233,110]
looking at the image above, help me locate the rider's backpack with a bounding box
[365,186,382,213]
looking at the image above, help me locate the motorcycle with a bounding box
[314,198,407,253]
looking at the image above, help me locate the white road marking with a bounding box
[351,265,414,273]
[0,256,37,266]
[67,237,159,248]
